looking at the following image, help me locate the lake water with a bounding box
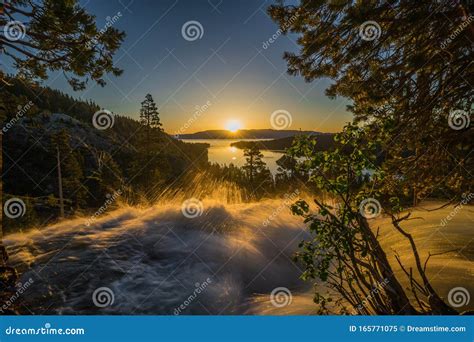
[182,139,284,174]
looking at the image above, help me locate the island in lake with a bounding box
[229,133,336,152]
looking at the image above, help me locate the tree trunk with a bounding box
[359,217,419,314]
[391,217,458,314]
[57,147,65,218]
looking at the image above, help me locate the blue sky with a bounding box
[47,0,352,133]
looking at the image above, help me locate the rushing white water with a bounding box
[8,166,468,316]
[5,198,318,315]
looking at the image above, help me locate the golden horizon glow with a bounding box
[225,119,242,133]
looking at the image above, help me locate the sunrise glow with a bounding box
[225,119,242,132]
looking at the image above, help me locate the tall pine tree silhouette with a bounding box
[139,94,162,189]
[140,94,162,150]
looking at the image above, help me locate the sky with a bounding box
[48,0,352,134]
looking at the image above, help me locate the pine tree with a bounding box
[139,94,163,154]
[242,144,272,195]
[269,2,471,314]
[269,0,473,200]
[0,0,125,89]
[140,94,162,130]
[135,94,164,195]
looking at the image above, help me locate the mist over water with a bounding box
[5,177,316,315]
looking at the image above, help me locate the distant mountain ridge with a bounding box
[176,129,328,139]
[230,133,336,152]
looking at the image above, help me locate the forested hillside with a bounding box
[1,77,208,234]
[230,134,335,152]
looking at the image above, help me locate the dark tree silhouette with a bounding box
[140,94,162,131]
[269,0,473,202]
[269,1,472,315]
[0,0,125,89]
[242,144,272,197]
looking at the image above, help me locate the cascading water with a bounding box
[5,177,317,315]
[7,173,470,315]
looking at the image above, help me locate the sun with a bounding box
[225,119,242,133]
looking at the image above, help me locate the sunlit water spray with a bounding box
[5,176,318,314]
